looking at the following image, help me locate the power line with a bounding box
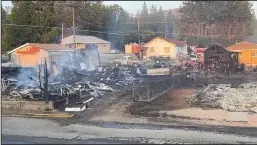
[124,22,174,25]
[75,19,105,28]
[131,14,180,18]
[3,23,250,38]
[76,29,127,35]
[3,23,126,35]
[2,24,64,29]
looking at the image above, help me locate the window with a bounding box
[150,47,154,52]
[164,47,170,53]
[251,52,256,57]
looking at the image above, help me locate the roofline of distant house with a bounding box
[8,43,69,54]
[144,37,186,46]
[61,42,111,44]
[46,49,75,52]
[8,43,30,54]
[228,49,257,52]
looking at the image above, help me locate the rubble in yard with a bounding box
[1,62,150,104]
[188,82,257,113]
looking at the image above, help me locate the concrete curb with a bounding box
[2,113,73,118]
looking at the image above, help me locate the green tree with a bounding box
[165,10,173,39]
[157,6,165,36]
[140,1,149,24]
[2,1,59,53]
[180,1,254,44]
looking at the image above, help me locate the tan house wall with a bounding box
[64,43,110,53]
[76,43,85,49]
[40,49,50,65]
[144,37,177,59]
[96,43,111,53]
[125,44,133,54]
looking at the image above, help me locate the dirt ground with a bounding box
[90,86,257,127]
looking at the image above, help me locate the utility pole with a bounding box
[137,11,140,44]
[72,6,76,49]
[251,56,253,75]
[62,23,64,41]
[137,11,142,60]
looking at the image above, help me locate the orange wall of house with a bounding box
[239,50,257,65]
[12,45,49,67]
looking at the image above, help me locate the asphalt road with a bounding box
[2,117,257,144]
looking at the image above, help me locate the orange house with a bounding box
[227,41,257,66]
[8,43,74,67]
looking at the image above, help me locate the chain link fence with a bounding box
[133,72,186,102]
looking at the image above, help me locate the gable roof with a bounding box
[8,43,73,54]
[61,35,111,44]
[144,37,186,47]
[205,44,229,52]
[244,34,257,44]
[196,48,206,53]
[227,41,257,51]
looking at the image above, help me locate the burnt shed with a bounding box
[204,44,239,66]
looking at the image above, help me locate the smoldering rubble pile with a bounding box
[188,82,257,113]
[1,65,147,101]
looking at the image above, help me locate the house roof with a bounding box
[61,35,111,44]
[195,48,206,53]
[244,34,257,44]
[144,37,186,47]
[205,44,229,52]
[8,43,73,54]
[227,41,257,51]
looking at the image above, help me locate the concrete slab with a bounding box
[225,112,248,122]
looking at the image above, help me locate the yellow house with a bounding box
[143,37,188,59]
[61,35,111,53]
[227,41,257,66]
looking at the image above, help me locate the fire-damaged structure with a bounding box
[1,42,160,111]
[204,44,239,72]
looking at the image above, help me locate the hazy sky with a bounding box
[2,1,257,16]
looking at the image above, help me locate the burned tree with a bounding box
[35,59,49,101]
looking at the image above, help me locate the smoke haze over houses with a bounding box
[2,1,257,16]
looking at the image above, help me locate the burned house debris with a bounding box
[1,44,167,110]
[188,83,257,113]
[204,44,240,73]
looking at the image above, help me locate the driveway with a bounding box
[2,117,257,144]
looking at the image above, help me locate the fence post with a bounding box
[173,74,174,87]
[178,73,180,84]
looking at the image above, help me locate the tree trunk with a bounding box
[43,60,48,101]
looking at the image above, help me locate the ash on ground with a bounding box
[188,82,257,113]
[1,64,168,103]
